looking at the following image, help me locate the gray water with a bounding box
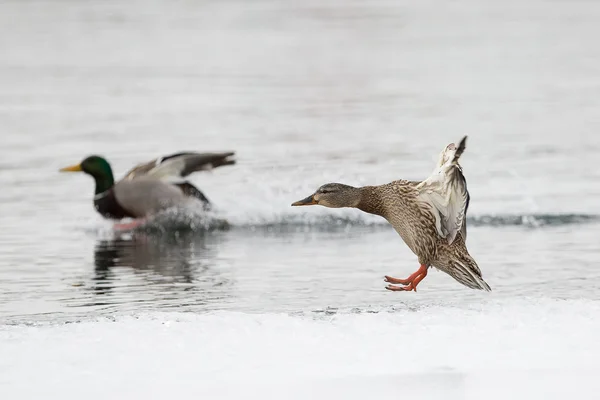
[1,0,600,324]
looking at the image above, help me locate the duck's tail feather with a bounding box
[447,253,491,291]
[174,182,211,208]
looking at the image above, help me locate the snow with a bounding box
[1,298,598,399]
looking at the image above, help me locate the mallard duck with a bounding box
[60,151,235,222]
[291,136,491,292]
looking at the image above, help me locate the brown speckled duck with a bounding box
[60,152,235,222]
[291,136,491,292]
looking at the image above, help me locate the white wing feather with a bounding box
[124,152,234,183]
[141,157,191,182]
[417,139,469,244]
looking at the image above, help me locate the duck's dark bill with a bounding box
[291,195,317,206]
[59,164,82,172]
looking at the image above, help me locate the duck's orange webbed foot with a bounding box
[113,218,147,232]
[385,282,418,292]
[384,264,428,292]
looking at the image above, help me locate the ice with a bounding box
[1,298,599,399]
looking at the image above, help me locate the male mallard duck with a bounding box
[60,151,235,221]
[291,136,490,292]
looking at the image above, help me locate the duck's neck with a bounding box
[356,186,386,217]
[91,171,115,195]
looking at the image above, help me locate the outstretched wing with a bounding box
[124,152,235,181]
[461,188,470,242]
[417,136,469,244]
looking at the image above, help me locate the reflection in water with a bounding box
[85,232,232,310]
[94,235,198,283]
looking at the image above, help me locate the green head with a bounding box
[59,155,115,194]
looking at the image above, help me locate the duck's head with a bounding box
[291,183,361,208]
[60,155,115,193]
[60,155,113,178]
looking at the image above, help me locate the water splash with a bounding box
[121,210,600,234]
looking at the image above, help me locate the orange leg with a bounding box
[113,218,146,232]
[384,264,429,292]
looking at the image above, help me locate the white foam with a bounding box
[1,298,599,399]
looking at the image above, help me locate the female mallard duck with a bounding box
[291,136,491,292]
[60,151,235,222]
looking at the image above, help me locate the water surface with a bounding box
[1,1,600,397]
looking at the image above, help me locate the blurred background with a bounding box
[2,0,600,322]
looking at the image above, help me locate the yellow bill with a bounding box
[59,163,83,172]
